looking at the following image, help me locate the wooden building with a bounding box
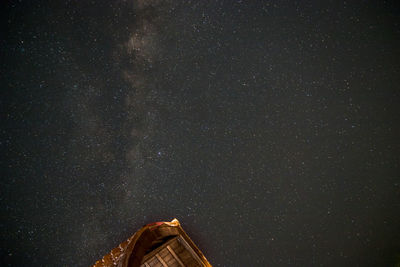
[93,219,211,267]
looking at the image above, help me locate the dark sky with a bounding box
[1,0,400,266]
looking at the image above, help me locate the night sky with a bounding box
[1,1,400,266]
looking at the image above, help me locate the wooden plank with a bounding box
[149,257,161,267]
[162,253,174,264]
[177,236,204,266]
[166,245,185,267]
[155,253,168,267]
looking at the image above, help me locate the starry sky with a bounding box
[1,0,400,266]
